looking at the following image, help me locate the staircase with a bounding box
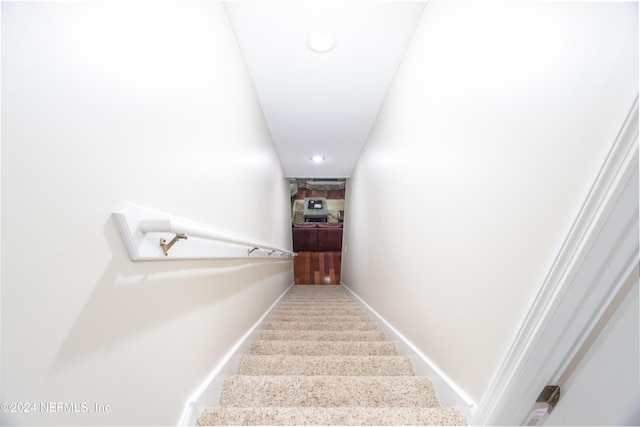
[196,285,466,426]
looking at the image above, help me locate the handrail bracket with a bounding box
[160,233,188,256]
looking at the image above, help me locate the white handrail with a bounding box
[113,203,296,261]
[139,217,295,256]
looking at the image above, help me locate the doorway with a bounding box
[290,179,346,284]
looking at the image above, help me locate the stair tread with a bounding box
[282,292,351,296]
[259,330,386,341]
[238,355,414,376]
[281,296,357,304]
[270,309,366,315]
[196,406,466,426]
[274,304,361,308]
[219,375,439,408]
[268,315,370,322]
[251,340,398,356]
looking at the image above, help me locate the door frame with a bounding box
[473,98,639,425]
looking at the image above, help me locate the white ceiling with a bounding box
[225,1,426,178]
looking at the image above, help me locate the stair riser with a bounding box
[270,309,366,316]
[274,306,362,311]
[238,355,414,376]
[197,407,467,426]
[259,330,386,342]
[264,321,377,331]
[219,376,439,408]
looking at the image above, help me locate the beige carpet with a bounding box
[196,286,467,426]
[292,199,345,223]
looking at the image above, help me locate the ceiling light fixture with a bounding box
[307,29,337,53]
[310,155,325,163]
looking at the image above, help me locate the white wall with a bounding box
[342,2,638,404]
[1,1,293,425]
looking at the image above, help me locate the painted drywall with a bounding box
[342,2,638,404]
[1,1,293,425]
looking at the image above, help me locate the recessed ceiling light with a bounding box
[310,155,325,163]
[307,29,337,53]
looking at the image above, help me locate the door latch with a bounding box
[525,385,561,425]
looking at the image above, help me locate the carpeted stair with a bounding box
[196,285,466,426]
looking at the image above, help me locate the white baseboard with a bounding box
[176,283,294,426]
[341,283,477,421]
